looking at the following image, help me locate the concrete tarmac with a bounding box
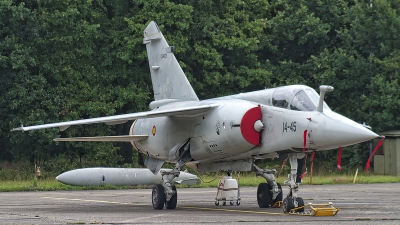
[1,183,400,224]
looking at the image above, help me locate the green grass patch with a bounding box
[189,172,400,188]
[0,178,147,192]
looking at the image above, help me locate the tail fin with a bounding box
[143,21,199,102]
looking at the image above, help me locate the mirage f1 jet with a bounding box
[12,21,378,212]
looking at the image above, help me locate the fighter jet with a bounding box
[12,21,378,212]
[56,168,200,186]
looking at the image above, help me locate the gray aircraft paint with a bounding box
[144,21,198,102]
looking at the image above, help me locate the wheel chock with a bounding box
[289,202,339,216]
[272,201,283,208]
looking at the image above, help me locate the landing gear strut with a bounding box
[151,146,191,210]
[253,164,282,208]
[151,162,182,210]
[151,140,192,210]
[282,153,305,213]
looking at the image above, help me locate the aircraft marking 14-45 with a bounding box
[12,21,378,213]
[283,122,297,132]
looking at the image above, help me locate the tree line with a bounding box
[1,0,399,173]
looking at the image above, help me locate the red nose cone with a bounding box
[240,106,262,145]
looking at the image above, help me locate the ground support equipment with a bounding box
[288,202,339,216]
[215,175,240,206]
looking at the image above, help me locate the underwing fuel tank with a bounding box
[56,168,201,186]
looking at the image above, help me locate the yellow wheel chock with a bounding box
[272,201,283,208]
[289,202,339,216]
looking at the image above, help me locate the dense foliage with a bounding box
[1,0,399,173]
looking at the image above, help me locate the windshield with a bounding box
[305,89,319,108]
[272,87,297,109]
[290,90,316,111]
[271,85,330,111]
[305,88,330,110]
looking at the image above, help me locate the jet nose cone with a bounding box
[339,123,378,144]
[311,112,379,149]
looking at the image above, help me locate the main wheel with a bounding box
[282,197,294,213]
[165,185,177,209]
[272,183,283,205]
[152,184,165,210]
[294,197,304,213]
[257,183,272,208]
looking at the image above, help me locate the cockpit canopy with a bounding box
[272,85,329,111]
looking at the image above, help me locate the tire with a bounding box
[165,185,177,209]
[257,183,272,208]
[152,184,165,210]
[295,197,304,213]
[272,183,283,205]
[282,197,294,213]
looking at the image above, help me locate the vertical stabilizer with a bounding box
[143,21,199,102]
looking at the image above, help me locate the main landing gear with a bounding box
[151,165,181,210]
[152,183,177,210]
[151,141,192,210]
[253,164,283,208]
[282,152,306,213]
[151,155,189,210]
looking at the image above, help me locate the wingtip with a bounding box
[11,127,24,132]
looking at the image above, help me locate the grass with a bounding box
[0,172,399,192]
[191,172,400,187]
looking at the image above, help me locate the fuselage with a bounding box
[131,85,378,166]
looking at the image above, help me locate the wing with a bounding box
[54,135,148,142]
[11,104,216,132]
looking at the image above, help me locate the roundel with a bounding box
[152,125,156,136]
[240,106,262,145]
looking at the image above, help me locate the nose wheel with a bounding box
[283,197,305,213]
[283,197,294,213]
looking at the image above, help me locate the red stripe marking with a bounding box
[337,147,342,170]
[366,136,385,172]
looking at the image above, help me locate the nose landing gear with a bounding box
[282,153,339,216]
